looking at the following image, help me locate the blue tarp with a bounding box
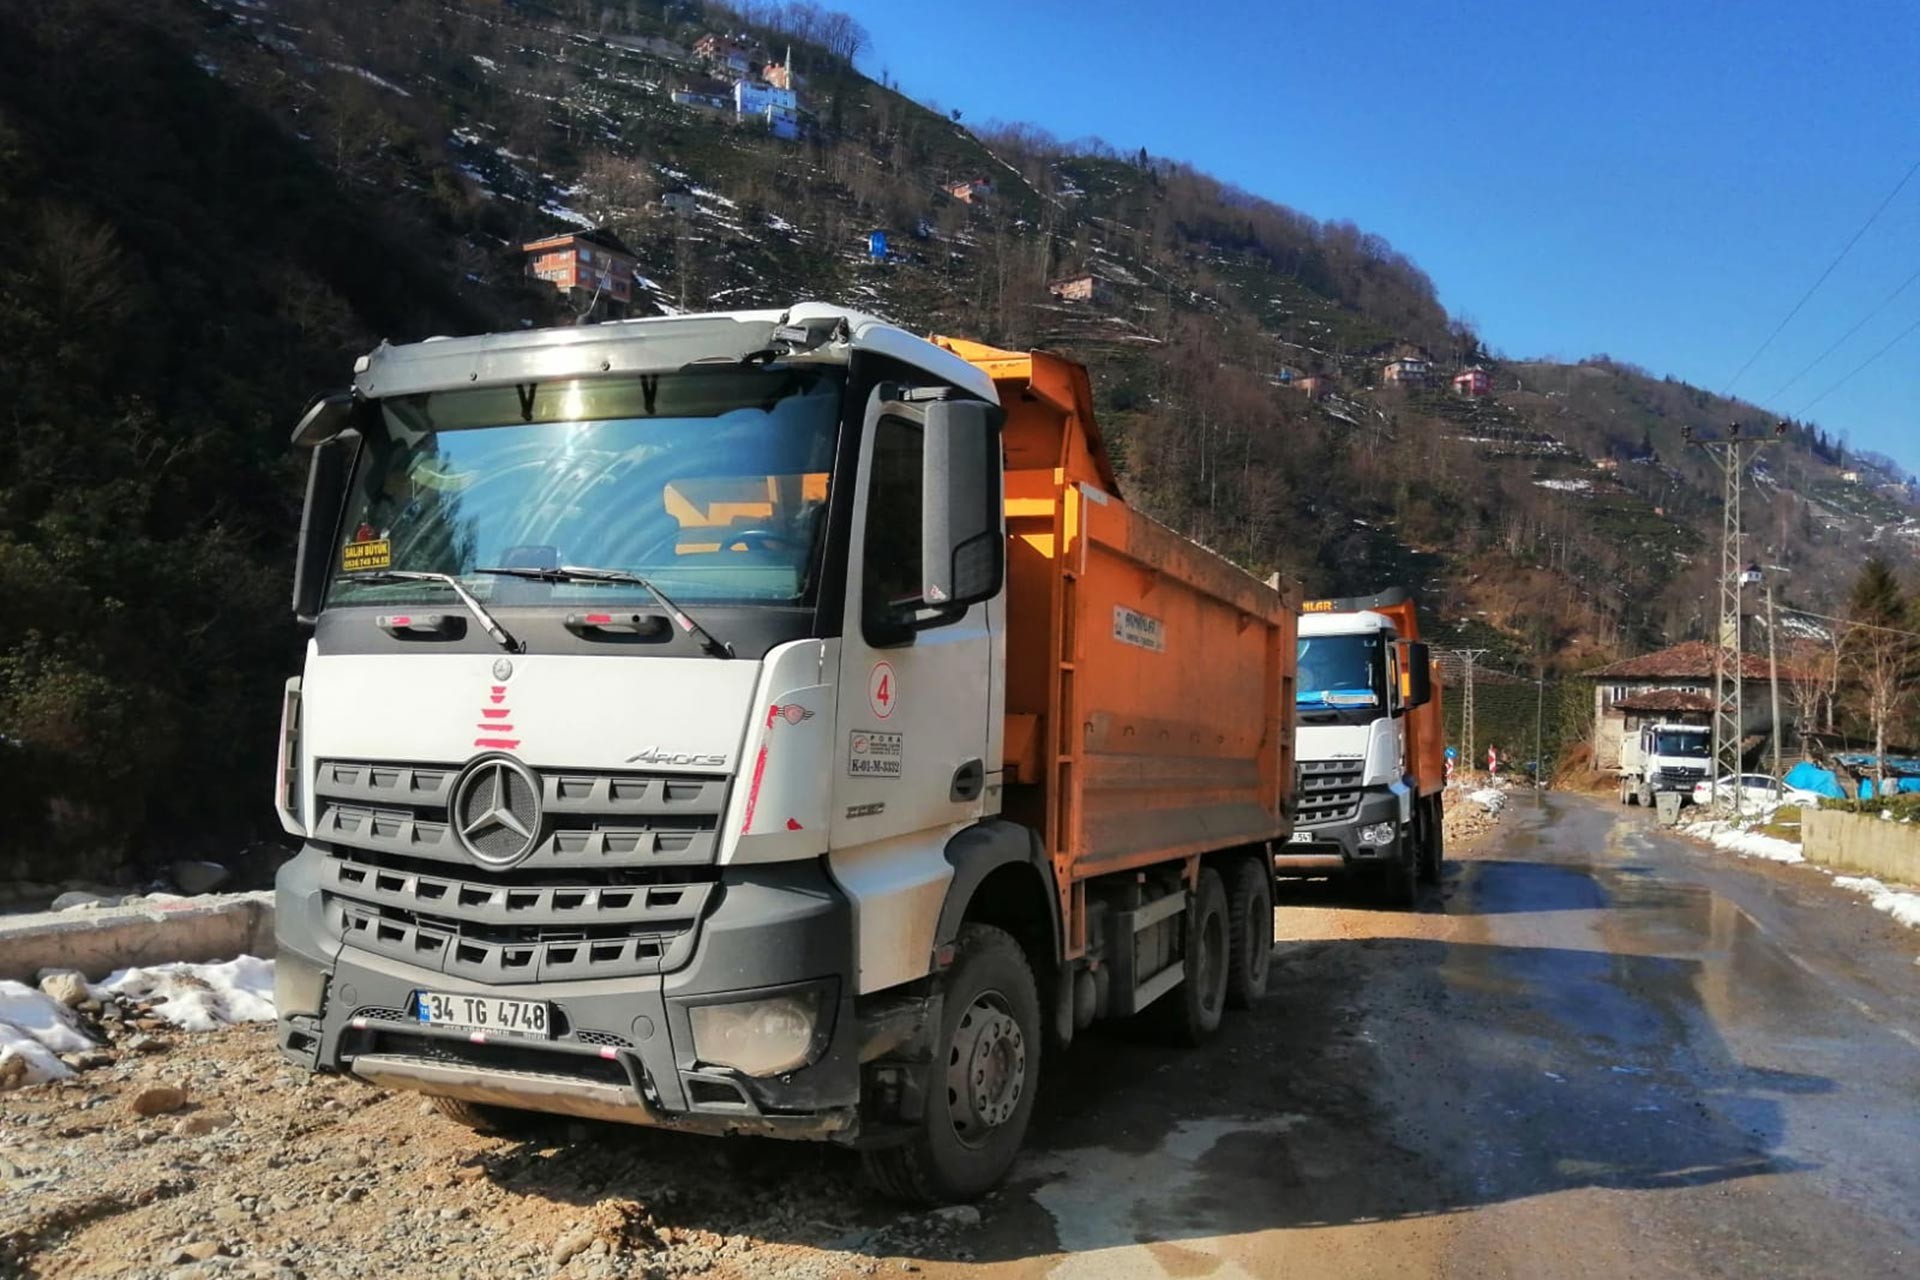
[1859,777,1920,799]
[1831,752,1920,777]
[1783,761,1847,798]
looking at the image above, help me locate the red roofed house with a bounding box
[1452,367,1491,397]
[1581,641,1791,771]
[945,177,994,204]
[521,227,638,319]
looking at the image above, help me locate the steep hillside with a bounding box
[0,0,1913,876]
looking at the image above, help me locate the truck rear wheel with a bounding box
[1224,857,1273,1010]
[1150,867,1230,1045]
[862,923,1041,1205]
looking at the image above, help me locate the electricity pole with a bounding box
[1455,649,1489,777]
[1684,421,1784,820]
[1766,579,1782,782]
[1534,666,1546,799]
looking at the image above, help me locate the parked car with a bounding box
[1690,773,1823,809]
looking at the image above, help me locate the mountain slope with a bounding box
[0,0,1912,878]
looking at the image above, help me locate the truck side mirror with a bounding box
[292,433,358,624]
[1401,641,1433,709]
[921,399,1005,611]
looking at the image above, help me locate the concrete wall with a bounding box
[0,893,275,983]
[1802,809,1920,884]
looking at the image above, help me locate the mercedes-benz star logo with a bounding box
[451,756,542,868]
[492,657,514,681]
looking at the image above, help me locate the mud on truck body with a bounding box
[272,304,1297,1201]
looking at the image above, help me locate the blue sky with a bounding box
[839,0,1920,473]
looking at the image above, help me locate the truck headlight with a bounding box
[1358,822,1397,848]
[274,951,329,1020]
[688,985,829,1078]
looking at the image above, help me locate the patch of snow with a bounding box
[0,982,93,1085]
[1832,876,1920,929]
[471,55,499,73]
[193,53,221,77]
[327,63,413,98]
[91,957,276,1033]
[1683,819,1804,864]
[539,202,597,229]
[1533,478,1592,493]
[1467,788,1507,813]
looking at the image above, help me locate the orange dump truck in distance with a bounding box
[274,304,1294,1208]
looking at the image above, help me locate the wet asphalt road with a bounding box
[938,792,1920,1279]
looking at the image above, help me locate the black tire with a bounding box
[1625,781,1639,806]
[1224,857,1274,1010]
[862,923,1041,1205]
[427,1095,546,1135]
[1373,832,1417,909]
[1417,796,1444,885]
[1151,868,1231,1045]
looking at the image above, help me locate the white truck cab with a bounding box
[1619,720,1710,807]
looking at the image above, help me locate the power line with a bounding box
[1763,263,1920,404]
[1778,605,1920,642]
[1798,309,1920,416]
[1722,155,1920,396]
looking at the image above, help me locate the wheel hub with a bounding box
[946,993,1026,1146]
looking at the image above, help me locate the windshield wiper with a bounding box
[475,565,735,658]
[347,570,522,653]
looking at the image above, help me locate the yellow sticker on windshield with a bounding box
[342,539,392,572]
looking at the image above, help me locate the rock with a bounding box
[52,890,107,911]
[173,1240,222,1263]
[551,1228,597,1266]
[124,1034,167,1054]
[169,860,231,895]
[36,969,92,1007]
[0,1056,31,1091]
[174,1112,233,1137]
[58,1050,114,1071]
[930,1205,981,1229]
[130,1085,189,1116]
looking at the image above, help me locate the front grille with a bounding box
[317,758,727,985]
[1296,759,1365,827]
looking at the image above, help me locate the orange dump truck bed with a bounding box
[935,338,1298,958]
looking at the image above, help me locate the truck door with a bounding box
[831,393,997,849]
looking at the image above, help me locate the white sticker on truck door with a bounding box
[1112,605,1165,653]
[849,730,903,778]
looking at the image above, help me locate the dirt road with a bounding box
[5,794,1917,1278]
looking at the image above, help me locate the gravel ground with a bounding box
[0,1016,1014,1279]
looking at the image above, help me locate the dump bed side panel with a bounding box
[1070,490,1296,876]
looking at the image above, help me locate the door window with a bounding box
[863,415,923,637]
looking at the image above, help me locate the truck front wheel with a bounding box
[862,923,1042,1204]
[1372,834,1418,909]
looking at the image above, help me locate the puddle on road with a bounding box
[1021,1115,1306,1279]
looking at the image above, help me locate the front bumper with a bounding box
[276,848,867,1140]
[1273,789,1403,875]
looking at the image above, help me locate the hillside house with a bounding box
[1452,367,1491,397]
[660,189,699,215]
[1294,374,1333,400]
[1581,641,1789,771]
[763,58,801,90]
[1382,357,1433,387]
[1048,274,1112,304]
[670,79,732,112]
[1840,469,1862,483]
[693,34,753,79]
[1595,457,1620,472]
[521,228,637,318]
[945,178,994,204]
[734,79,799,138]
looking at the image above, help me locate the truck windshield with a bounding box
[1654,731,1709,758]
[324,367,842,609]
[1296,633,1387,715]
